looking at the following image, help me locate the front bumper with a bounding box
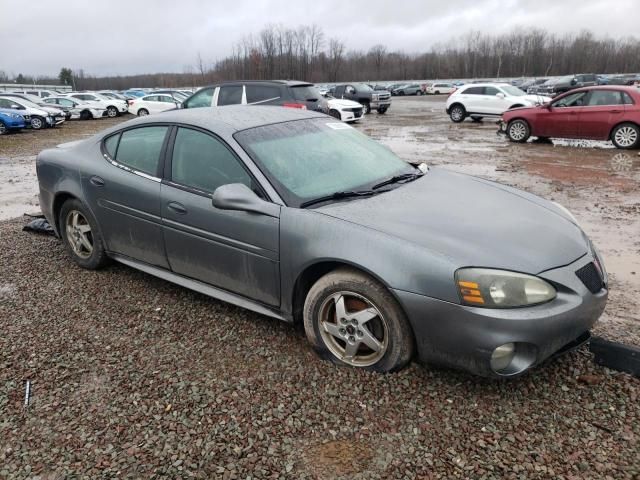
[394,254,608,377]
[370,100,391,109]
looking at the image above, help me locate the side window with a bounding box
[345,85,356,94]
[104,133,120,158]
[171,127,252,193]
[184,88,214,108]
[586,91,622,106]
[144,96,158,102]
[60,99,74,107]
[553,92,587,108]
[622,92,634,105]
[114,127,168,176]
[462,86,483,95]
[246,85,281,104]
[159,96,174,103]
[217,86,243,106]
[483,86,500,96]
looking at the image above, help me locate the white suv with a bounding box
[445,83,551,123]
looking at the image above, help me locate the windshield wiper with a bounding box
[300,189,386,208]
[371,172,424,190]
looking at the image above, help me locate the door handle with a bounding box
[167,202,187,215]
[89,176,105,187]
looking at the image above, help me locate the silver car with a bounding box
[36,106,607,377]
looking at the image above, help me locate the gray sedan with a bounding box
[36,106,608,377]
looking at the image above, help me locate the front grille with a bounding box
[379,94,390,101]
[575,262,604,294]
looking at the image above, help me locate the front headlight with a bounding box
[456,268,556,308]
[372,94,379,101]
[11,113,21,119]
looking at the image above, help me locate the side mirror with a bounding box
[544,102,552,110]
[212,183,280,218]
[496,93,506,99]
[11,104,22,109]
[570,78,577,85]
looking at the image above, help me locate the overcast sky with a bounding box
[1,0,637,77]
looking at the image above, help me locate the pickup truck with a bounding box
[331,83,391,114]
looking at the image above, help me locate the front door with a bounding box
[160,127,281,306]
[537,91,588,137]
[81,125,170,268]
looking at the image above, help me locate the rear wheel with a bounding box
[0,121,6,135]
[449,104,466,123]
[303,268,414,372]
[137,108,149,117]
[59,199,109,270]
[507,119,531,143]
[611,123,639,149]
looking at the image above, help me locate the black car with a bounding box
[535,74,598,97]
[182,80,327,112]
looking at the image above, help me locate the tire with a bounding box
[471,116,483,122]
[30,116,45,130]
[303,267,414,372]
[507,119,531,143]
[398,91,405,96]
[377,107,387,114]
[80,110,92,120]
[106,106,118,118]
[434,90,440,95]
[611,123,640,149]
[449,104,466,123]
[416,90,423,96]
[137,108,149,117]
[360,102,371,114]
[59,199,110,270]
[0,121,6,135]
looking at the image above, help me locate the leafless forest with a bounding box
[5,25,640,89]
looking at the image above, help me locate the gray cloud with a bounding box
[1,0,636,76]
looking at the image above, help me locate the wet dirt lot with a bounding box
[0,99,639,479]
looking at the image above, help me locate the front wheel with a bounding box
[59,199,110,270]
[416,90,423,96]
[30,116,45,130]
[449,104,466,123]
[360,102,371,114]
[303,268,414,372]
[611,123,639,149]
[507,119,531,143]
[377,107,388,114]
[106,106,118,118]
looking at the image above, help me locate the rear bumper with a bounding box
[394,254,608,377]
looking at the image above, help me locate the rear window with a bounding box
[462,86,484,95]
[290,85,320,101]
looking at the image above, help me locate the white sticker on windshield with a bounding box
[326,122,353,130]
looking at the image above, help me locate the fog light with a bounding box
[490,343,515,372]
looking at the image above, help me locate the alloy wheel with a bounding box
[107,107,117,117]
[138,109,149,116]
[451,107,463,121]
[31,118,43,129]
[318,291,389,367]
[0,122,6,135]
[65,210,93,259]
[614,126,638,148]
[509,121,528,141]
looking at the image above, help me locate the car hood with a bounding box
[327,98,363,108]
[522,94,552,104]
[317,168,588,274]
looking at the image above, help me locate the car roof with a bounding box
[105,105,327,136]
[459,83,510,88]
[196,80,312,90]
[563,85,640,94]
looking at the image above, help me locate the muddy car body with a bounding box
[37,106,607,378]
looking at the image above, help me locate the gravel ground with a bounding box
[1,101,639,478]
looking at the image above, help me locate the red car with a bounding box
[499,86,640,149]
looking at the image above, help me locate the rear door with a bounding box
[160,127,280,306]
[289,84,322,110]
[578,90,626,139]
[245,84,283,105]
[81,125,171,268]
[458,86,484,112]
[216,85,243,106]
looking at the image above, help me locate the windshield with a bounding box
[235,119,414,207]
[500,85,526,96]
[354,83,373,92]
[6,98,40,109]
